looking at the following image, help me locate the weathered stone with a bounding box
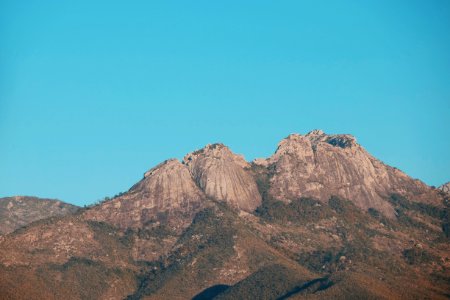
[439,182,450,194]
[264,130,441,217]
[84,159,205,230]
[183,144,262,212]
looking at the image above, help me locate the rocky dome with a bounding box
[84,159,205,229]
[183,144,262,212]
[262,130,440,217]
[85,130,441,224]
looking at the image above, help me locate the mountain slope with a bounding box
[84,159,206,232]
[0,130,448,299]
[0,196,79,235]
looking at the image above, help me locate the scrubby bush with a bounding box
[402,248,435,265]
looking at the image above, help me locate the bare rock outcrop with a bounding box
[84,159,205,230]
[85,131,440,224]
[262,130,440,217]
[183,144,262,212]
[439,182,450,194]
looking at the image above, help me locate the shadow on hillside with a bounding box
[192,284,230,300]
[277,277,333,299]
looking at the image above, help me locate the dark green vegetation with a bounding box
[127,205,238,299]
[256,196,335,224]
[213,264,332,300]
[388,193,450,238]
[192,285,230,300]
[402,248,436,265]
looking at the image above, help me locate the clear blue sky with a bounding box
[1,1,449,206]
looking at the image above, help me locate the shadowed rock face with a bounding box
[0,196,79,235]
[183,144,262,212]
[257,130,440,217]
[84,159,205,230]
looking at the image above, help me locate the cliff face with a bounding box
[84,159,206,230]
[0,196,79,235]
[183,144,262,212]
[84,144,262,233]
[255,130,441,217]
[84,131,441,227]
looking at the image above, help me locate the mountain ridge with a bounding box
[0,196,79,235]
[85,129,443,225]
[0,130,448,299]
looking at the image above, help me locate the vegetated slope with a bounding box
[0,130,449,299]
[0,212,138,300]
[0,196,79,235]
[128,203,315,300]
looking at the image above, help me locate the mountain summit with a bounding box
[0,131,448,299]
[258,130,440,217]
[183,143,262,212]
[84,159,205,230]
[85,130,440,228]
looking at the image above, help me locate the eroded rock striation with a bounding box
[84,144,263,231]
[85,131,441,226]
[183,144,262,212]
[84,159,206,230]
[255,130,441,217]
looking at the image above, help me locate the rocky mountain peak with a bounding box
[183,144,261,212]
[266,131,440,218]
[143,158,180,178]
[84,158,205,229]
[184,143,249,169]
[306,129,325,136]
[284,130,357,149]
[270,130,359,165]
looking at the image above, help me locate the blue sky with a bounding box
[1,1,449,206]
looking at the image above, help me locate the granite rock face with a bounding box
[84,144,262,230]
[0,196,79,235]
[256,130,441,217]
[440,182,450,194]
[84,131,441,226]
[84,159,206,230]
[183,144,262,212]
[82,130,443,227]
